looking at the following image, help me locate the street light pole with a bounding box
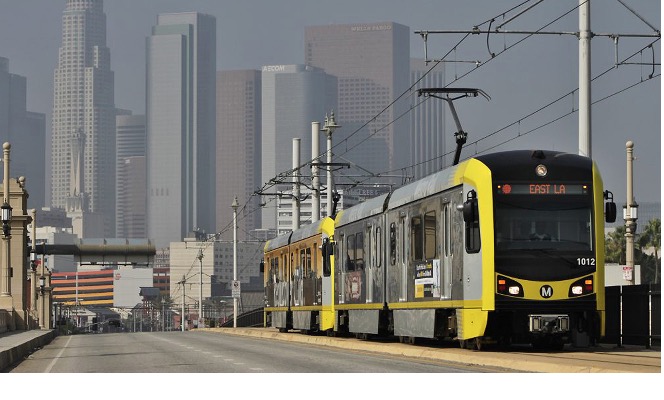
[197,248,203,328]
[625,141,638,285]
[232,196,239,328]
[1,142,12,299]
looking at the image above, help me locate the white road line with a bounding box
[44,335,73,373]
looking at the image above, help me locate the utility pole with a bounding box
[292,138,300,230]
[231,196,239,328]
[578,0,592,157]
[181,275,186,332]
[197,248,203,328]
[322,111,340,217]
[311,122,321,222]
[624,141,638,285]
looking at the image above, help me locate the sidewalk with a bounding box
[0,329,56,372]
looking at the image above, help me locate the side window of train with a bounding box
[306,248,312,277]
[411,214,423,261]
[356,232,364,270]
[390,223,396,265]
[322,238,331,277]
[425,211,437,259]
[463,190,481,253]
[346,234,356,271]
[376,227,382,268]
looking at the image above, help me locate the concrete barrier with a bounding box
[0,330,56,371]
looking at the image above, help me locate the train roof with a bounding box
[335,193,390,227]
[290,217,333,242]
[387,164,461,211]
[264,231,292,252]
[474,150,593,181]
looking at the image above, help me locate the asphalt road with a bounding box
[7,331,488,373]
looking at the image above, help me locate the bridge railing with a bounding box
[604,283,660,348]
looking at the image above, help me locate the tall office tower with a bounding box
[0,57,46,210]
[116,114,146,238]
[51,0,115,237]
[260,64,337,231]
[146,13,216,250]
[216,70,261,241]
[305,22,411,183]
[410,59,446,179]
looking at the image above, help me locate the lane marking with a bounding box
[44,335,73,373]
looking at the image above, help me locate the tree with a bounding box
[605,225,626,264]
[638,218,661,284]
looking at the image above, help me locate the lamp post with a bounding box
[1,142,12,298]
[231,196,239,328]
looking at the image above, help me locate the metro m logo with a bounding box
[540,285,553,299]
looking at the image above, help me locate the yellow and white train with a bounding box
[262,149,617,349]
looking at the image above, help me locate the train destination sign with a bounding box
[497,183,589,195]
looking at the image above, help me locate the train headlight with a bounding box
[569,276,594,297]
[535,164,548,177]
[497,276,524,297]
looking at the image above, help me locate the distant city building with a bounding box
[216,70,262,240]
[0,56,46,210]
[146,12,217,250]
[35,226,77,273]
[260,64,337,231]
[410,58,446,179]
[51,0,116,238]
[169,238,264,305]
[116,114,146,238]
[305,22,411,183]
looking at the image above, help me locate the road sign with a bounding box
[232,280,241,299]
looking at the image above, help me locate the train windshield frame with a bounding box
[493,182,596,280]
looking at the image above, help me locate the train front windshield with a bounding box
[493,183,595,280]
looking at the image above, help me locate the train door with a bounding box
[320,234,334,331]
[441,200,453,299]
[399,211,408,301]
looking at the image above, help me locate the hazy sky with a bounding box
[0,0,660,205]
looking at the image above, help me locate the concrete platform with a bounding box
[197,327,661,373]
[0,329,56,372]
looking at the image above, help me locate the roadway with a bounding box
[3,327,660,374]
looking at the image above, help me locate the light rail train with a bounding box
[262,150,617,349]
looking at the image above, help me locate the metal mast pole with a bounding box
[232,196,239,328]
[292,138,300,230]
[625,141,637,285]
[181,275,185,332]
[198,248,203,328]
[322,112,340,217]
[311,122,320,222]
[579,0,592,157]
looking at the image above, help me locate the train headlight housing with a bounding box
[497,276,524,297]
[569,276,594,297]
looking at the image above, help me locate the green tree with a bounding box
[605,225,626,264]
[638,218,661,284]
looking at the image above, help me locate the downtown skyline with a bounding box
[0,2,661,238]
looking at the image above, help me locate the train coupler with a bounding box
[529,314,570,334]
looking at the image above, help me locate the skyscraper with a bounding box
[146,13,216,249]
[216,70,261,241]
[0,57,46,210]
[51,0,115,237]
[116,114,146,238]
[410,58,446,179]
[260,64,337,231]
[304,22,410,182]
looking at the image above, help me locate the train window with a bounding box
[356,232,364,270]
[376,227,382,268]
[312,246,317,276]
[322,238,331,277]
[425,211,437,259]
[465,198,481,254]
[346,234,356,271]
[390,223,396,265]
[300,249,306,278]
[411,215,423,261]
[443,206,450,256]
[306,248,312,277]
